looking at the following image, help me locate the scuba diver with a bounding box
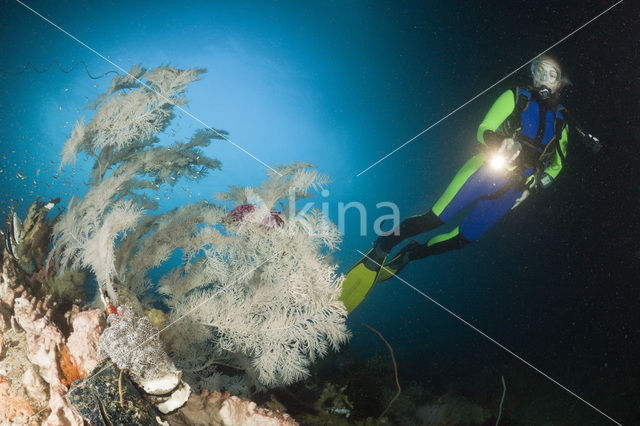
[340,54,601,314]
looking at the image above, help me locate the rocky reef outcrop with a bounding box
[165,389,298,426]
[0,243,103,425]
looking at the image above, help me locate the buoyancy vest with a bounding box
[481,88,567,199]
[499,87,566,171]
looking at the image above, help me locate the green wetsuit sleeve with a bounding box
[543,125,569,179]
[476,89,516,145]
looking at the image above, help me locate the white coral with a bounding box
[51,64,349,393]
[158,164,349,389]
[49,65,222,304]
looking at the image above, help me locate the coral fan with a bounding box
[158,164,348,389]
[48,64,349,394]
[48,64,224,305]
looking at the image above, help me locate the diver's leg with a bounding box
[457,182,524,242]
[410,183,524,260]
[376,169,522,282]
[376,227,470,282]
[375,153,490,253]
[393,228,470,269]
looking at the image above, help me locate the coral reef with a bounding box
[1,62,351,424]
[1,219,297,425]
[0,248,103,425]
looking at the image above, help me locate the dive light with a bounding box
[489,138,521,170]
[490,153,506,170]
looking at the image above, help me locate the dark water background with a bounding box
[1,0,638,424]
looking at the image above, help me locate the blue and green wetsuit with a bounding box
[376,87,569,261]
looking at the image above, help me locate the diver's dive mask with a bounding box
[531,59,561,98]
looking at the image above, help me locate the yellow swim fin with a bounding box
[339,248,386,314]
[374,240,418,283]
[375,260,401,283]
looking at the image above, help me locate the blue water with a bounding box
[1,1,638,424]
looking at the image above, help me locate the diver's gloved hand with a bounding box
[511,189,530,210]
[498,138,522,163]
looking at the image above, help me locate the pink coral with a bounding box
[12,295,85,425]
[66,309,104,374]
[0,377,36,423]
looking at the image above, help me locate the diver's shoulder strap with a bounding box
[514,87,532,111]
[501,87,531,137]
